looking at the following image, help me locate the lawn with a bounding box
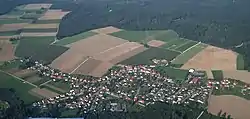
[154,66,188,81]
[161,38,188,49]
[15,37,69,64]
[55,31,97,46]
[175,40,198,52]
[211,70,224,80]
[0,71,39,104]
[110,30,165,42]
[121,47,180,65]
[154,30,179,42]
[0,18,31,24]
[171,43,207,65]
[22,28,58,32]
[34,19,61,24]
[237,54,245,70]
[48,80,71,92]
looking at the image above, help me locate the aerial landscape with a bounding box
[1,0,250,119]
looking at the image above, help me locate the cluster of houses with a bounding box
[20,59,212,113]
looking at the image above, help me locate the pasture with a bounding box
[121,47,180,65]
[54,31,97,46]
[0,71,39,104]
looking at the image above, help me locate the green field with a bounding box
[211,70,224,80]
[22,28,58,32]
[121,47,180,65]
[0,18,31,24]
[161,38,188,49]
[0,71,39,104]
[15,37,69,64]
[48,81,71,92]
[175,40,198,52]
[55,31,97,46]
[32,77,50,86]
[110,30,165,42]
[154,66,188,82]
[237,54,245,70]
[34,19,61,24]
[0,31,19,36]
[171,43,207,65]
[41,85,64,94]
[154,30,179,42]
[0,60,21,71]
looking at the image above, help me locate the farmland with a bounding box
[237,54,245,70]
[223,70,250,84]
[0,18,31,24]
[154,66,189,82]
[211,70,224,80]
[0,71,39,104]
[121,47,180,65]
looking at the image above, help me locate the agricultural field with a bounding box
[0,18,31,24]
[34,19,62,24]
[0,31,19,36]
[0,23,29,32]
[88,62,114,77]
[154,66,189,82]
[54,31,97,46]
[181,45,237,70]
[153,30,179,42]
[121,47,180,65]
[0,71,39,104]
[91,26,122,34]
[147,40,166,47]
[22,4,52,10]
[208,95,250,119]
[172,43,207,66]
[0,40,16,61]
[211,70,224,80]
[21,28,58,32]
[47,80,71,92]
[38,10,70,20]
[223,70,250,84]
[237,54,245,70]
[30,88,59,99]
[110,30,166,42]
[20,32,57,37]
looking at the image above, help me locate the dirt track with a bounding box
[0,40,15,61]
[91,26,122,34]
[0,23,29,32]
[147,40,166,47]
[223,70,250,84]
[208,95,250,119]
[181,46,237,70]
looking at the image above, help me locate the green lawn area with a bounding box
[22,28,58,32]
[55,31,97,46]
[34,19,61,24]
[48,81,71,92]
[171,43,207,65]
[161,38,188,49]
[154,66,188,82]
[211,70,224,80]
[175,40,198,52]
[0,71,39,104]
[15,36,69,64]
[121,47,180,65]
[110,30,165,42]
[237,54,245,70]
[154,30,179,42]
[0,18,31,24]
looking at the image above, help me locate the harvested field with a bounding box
[50,50,88,73]
[181,46,237,71]
[93,42,143,62]
[68,34,128,56]
[91,26,122,34]
[39,10,70,20]
[73,58,102,74]
[0,40,15,61]
[24,24,59,29]
[89,62,114,77]
[21,32,57,37]
[23,4,52,10]
[111,46,147,64]
[223,70,250,84]
[30,88,59,99]
[208,95,250,119]
[0,36,12,39]
[0,23,29,32]
[147,40,166,47]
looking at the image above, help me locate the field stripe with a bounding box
[0,70,38,87]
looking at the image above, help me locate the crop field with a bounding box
[21,32,57,37]
[22,28,58,32]
[0,31,19,36]
[34,19,61,24]
[0,40,16,61]
[0,18,31,24]
[110,30,166,42]
[0,60,21,71]
[30,88,59,99]
[15,37,68,64]
[172,43,207,66]
[54,31,97,46]
[23,4,52,10]
[89,62,114,77]
[154,66,188,82]
[223,70,250,84]
[48,80,71,92]
[24,23,59,29]
[0,23,29,32]
[175,40,198,52]
[211,70,224,80]
[208,95,250,119]
[147,40,166,47]
[38,10,70,20]
[161,38,188,49]
[121,47,180,65]
[20,12,44,20]
[237,54,245,70]
[0,71,39,104]
[153,30,179,42]
[181,45,237,70]
[73,58,102,75]
[91,26,122,34]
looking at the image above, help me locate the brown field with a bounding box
[23,4,52,10]
[73,58,102,74]
[93,42,143,62]
[13,69,36,78]
[0,15,21,19]
[147,40,166,47]
[30,88,59,99]
[24,23,59,29]
[25,76,42,83]
[0,23,29,32]
[89,61,114,77]
[45,84,66,93]
[21,32,57,37]
[181,46,237,70]
[223,70,250,84]
[208,95,250,119]
[50,50,88,73]
[91,26,122,34]
[0,40,15,61]
[0,36,12,39]
[39,10,70,20]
